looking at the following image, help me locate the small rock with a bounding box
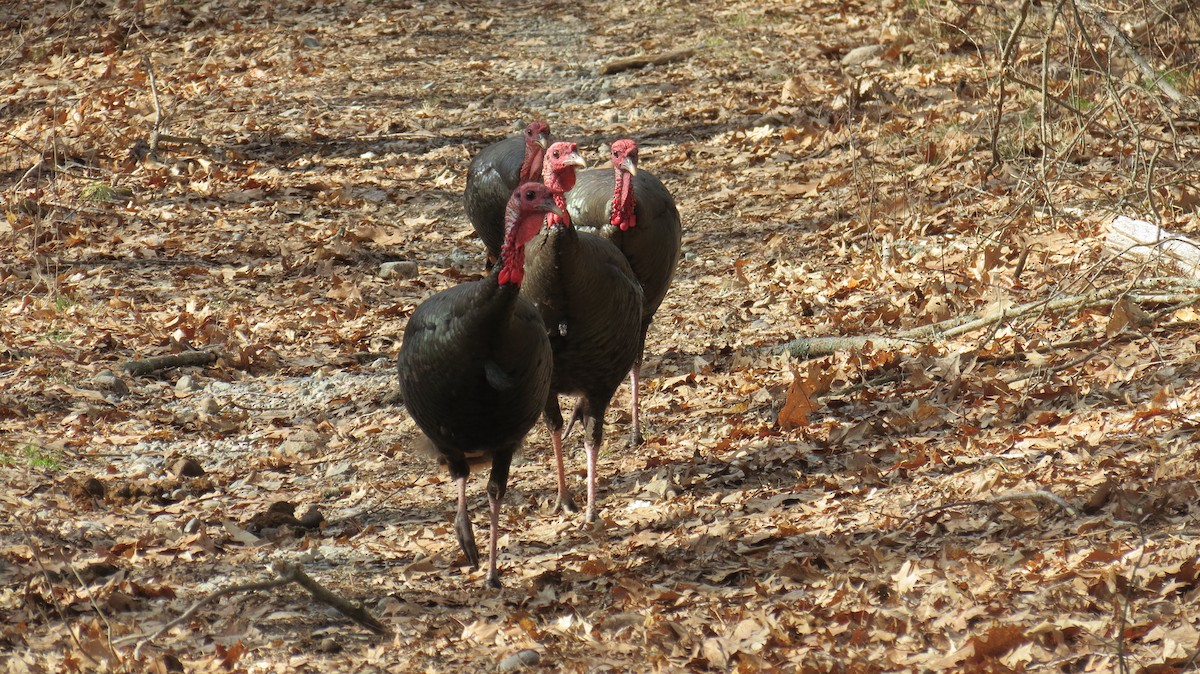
[197,396,222,415]
[314,637,341,653]
[841,44,883,67]
[599,612,645,632]
[297,505,325,529]
[325,461,355,479]
[498,650,540,672]
[175,374,198,395]
[302,35,321,48]
[171,458,205,478]
[359,188,388,203]
[281,431,328,456]
[182,517,203,534]
[92,370,129,397]
[379,260,418,280]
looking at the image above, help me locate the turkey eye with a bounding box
[525,190,535,199]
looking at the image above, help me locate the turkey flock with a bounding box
[397,122,682,588]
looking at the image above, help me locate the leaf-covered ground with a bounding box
[4,0,1200,671]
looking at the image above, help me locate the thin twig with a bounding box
[272,561,390,636]
[1004,334,1121,384]
[142,55,163,154]
[124,575,291,657]
[987,0,1034,177]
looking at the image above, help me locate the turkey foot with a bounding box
[454,509,480,569]
[627,427,644,447]
[553,490,580,514]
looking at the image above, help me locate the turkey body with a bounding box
[398,281,551,463]
[567,151,681,445]
[463,124,549,266]
[522,224,643,521]
[398,183,557,587]
[567,168,681,327]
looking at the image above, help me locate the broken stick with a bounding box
[117,560,390,658]
[121,350,219,376]
[1104,216,1200,280]
[598,48,695,75]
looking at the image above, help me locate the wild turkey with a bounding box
[566,139,682,445]
[397,183,560,588]
[463,121,552,267]
[521,141,645,521]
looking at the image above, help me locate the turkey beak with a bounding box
[619,157,638,176]
[567,152,587,169]
[536,134,550,149]
[547,202,564,217]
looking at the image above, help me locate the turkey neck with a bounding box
[528,222,582,334]
[543,170,576,229]
[520,144,544,184]
[611,170,635,231]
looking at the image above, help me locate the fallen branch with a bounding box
[1074,0,1199,112]
[1104,216,1200,279]
[776,335,920,359]
[119,576,291,653]
[776,286,1116,358]
[598,48,695,75]
[901,489,1077,529]
[121,350,218,376]
[274,561,389,635]
[117,560,389,657]
[775,277,1200,360]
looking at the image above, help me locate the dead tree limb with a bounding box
[901,489,1077,529]
[121,350,218,376]
[1073,0,1199,112]
[272,561,389,636]
[598,48,695,75]
[776,335,920,359]
[117,561,390,657]
[1105,216,1200,279]
[775,278,1200,359]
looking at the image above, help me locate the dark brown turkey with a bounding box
[397,183,559,588]
[566,139,682,445]
[521,141,644,522]
[463,121,551,268]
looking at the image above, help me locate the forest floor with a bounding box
[4,0,1200,672]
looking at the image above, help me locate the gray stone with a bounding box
[379,261,418,280]
[841,44,883,67]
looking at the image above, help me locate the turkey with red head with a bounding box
[463,121,552,268]
[397,182,559,588]
[566,139,682,446]
[521,141,644,522]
